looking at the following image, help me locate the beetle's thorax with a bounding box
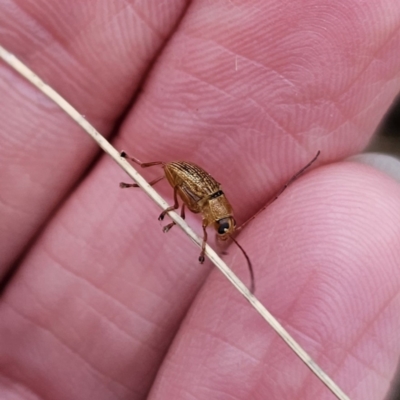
[207,192,233,221]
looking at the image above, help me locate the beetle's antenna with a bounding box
[230,236,255,294]
[236,150,320,233]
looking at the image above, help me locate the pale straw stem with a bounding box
[0,44,349,400]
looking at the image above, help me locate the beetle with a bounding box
[119,150,320,294]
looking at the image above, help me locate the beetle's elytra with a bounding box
[120,150,320,294]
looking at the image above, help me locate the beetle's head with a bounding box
[215,217,236,240]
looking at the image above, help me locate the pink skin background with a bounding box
[1,1,400,399]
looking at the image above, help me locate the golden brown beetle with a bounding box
[120,150,320,294]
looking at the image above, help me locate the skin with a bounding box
[0,1,400,399]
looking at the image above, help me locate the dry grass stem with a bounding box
[0,44,350,400]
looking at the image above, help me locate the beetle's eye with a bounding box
[218,220,230,234]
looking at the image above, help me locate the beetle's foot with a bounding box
[158,213,165,221]
[163,222,175,233]
[198,254,205,263]
[120,151,127,158]
[120,182,139,188]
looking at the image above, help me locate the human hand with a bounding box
[1,1,400,399]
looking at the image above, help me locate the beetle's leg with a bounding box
[159,187,179,222]
[120,175,165,189]
[120,151,164,168]
[120,151,165,188]
[163,204,186,233]
[236,150,320,232]
[198,222,208,263]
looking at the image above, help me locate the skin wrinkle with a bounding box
[246,94,299,139]
[5,1,58,54]
[349,348,392,384]
[180,30,298,92]
[3,81,114,255]
[187,12,400,141]
[76,296,162,355]
[186,5,276,57]
[39,240,170,345]
[359,78,400,120]
[193,364,249,400]
[16,271,151,353]
[283,322,325,355]
[0,69,56,113]
[256,372,288,400]
[12,0,87,75]
[253,335,310,399]
[88,204,186,306]
[0,371,43,400]
[43,224,176,316]
[94,6,159,70]
[296,69,400,145]
[14,0,82,44]
[112,269,177,313]
[350,375,386,400]
[188,3,395,101]
[52,206,104,254]
[14,276,96,349]
[299,269,400,398]
[0,193,32,217]
[297,305,365,398]
[339,21,400,98]
[277,272,329,345]
[191,286,232,332]
[173,64,237,102]
[342,290,400,376]
[251,358,282,389]
[296,347,343,399]
[181,111,267,137]
[118,0,165,39]
[331,77,400,138]
[1,301,132,399]
[62,200,116,253]
[89,269,184,344]
[218,42,298,93]
[200,386,243,400]
[172,61,311,153]
[283,180,399,289]
[186,323,261,365]
[342,360,387,398]
[19,2,144,88]
[170,387,197,400]
[329,100,364,141]
[177,30,388,153]
[6,2,172,121]
[314,88,386,151]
